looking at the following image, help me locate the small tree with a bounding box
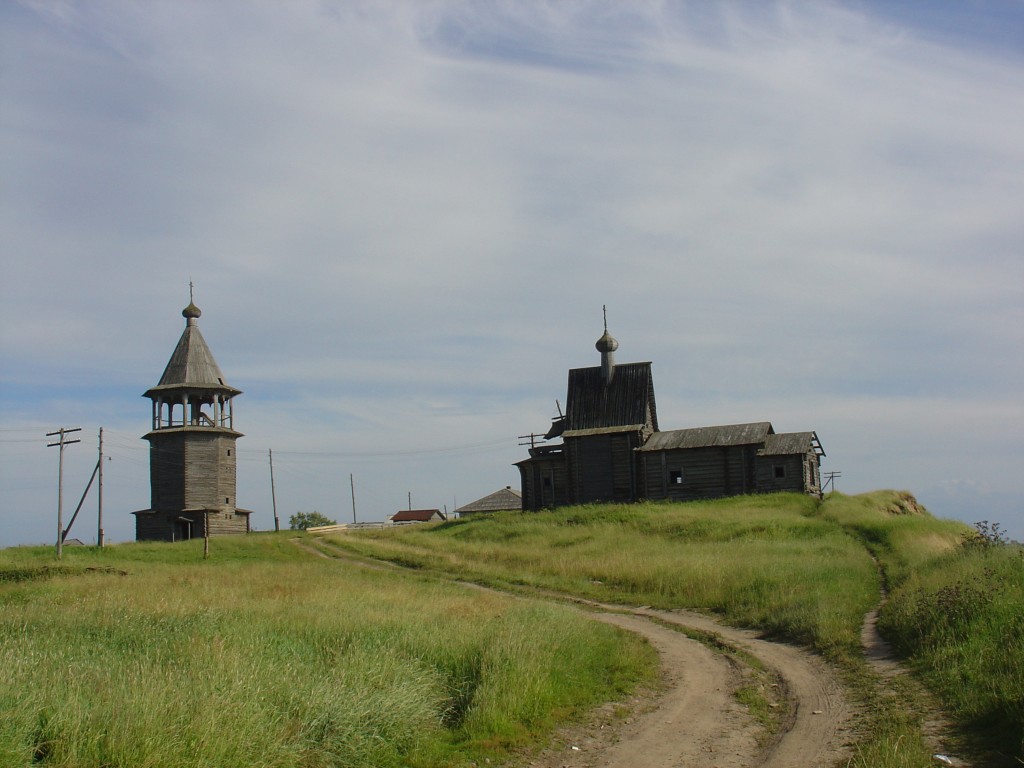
[289,511,337,530]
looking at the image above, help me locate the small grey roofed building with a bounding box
[455,487,522,516]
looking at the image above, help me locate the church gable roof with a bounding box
[639,422,774,451]
[760,431,825,457]
[564,362,658,434]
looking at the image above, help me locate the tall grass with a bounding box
[816,492,1024,760]
[344,491,1023,765]
[339,494,880,661]
[9,493,1018,765]
[881,535,1024,760]
[0,536,654,767]
[815,490,966,583]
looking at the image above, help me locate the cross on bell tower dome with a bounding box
[132,291,251,541]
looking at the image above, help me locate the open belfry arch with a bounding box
[133,293,252,541]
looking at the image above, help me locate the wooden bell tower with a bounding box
[133,294,251,541]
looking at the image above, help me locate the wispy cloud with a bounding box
[2,1,1022,543]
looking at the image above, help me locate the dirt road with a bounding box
[296,538,855,767]
[524,603,853,768]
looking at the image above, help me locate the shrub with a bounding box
[289,511,337,530]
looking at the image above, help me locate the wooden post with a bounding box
[350,473,356,524]
[204,510,210,559]
[269,449,280,532]
[47,427,81,560]
[57,435,65,559]
[97,428,105,548]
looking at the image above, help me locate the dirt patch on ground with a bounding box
[885,491,928,516]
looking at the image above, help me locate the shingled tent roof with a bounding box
[562,362,658,436]
[145,302,241,397]
[455,487,522,515]
[638,422,774,452]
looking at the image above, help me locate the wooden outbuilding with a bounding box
[132,299,252,541]
[516,319,824,511]
[389,509,447,524]
[454,487,523,516]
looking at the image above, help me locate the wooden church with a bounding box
[516,317,825,511]
[132,298,252,541]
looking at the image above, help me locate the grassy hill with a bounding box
[2,491,1021,767]
[336,491,1022,765]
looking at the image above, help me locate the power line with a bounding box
[242,437,514,460]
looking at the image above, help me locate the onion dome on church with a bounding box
[595,328,619,354]
[596,308,618,385]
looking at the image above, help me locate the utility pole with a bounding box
[53,428,104,549]
[350,473,356,524]
[269,449,280,532]
[47,427,81,560]
[97,428,105,548]
[408,491,412,511]
[823,471,842,494]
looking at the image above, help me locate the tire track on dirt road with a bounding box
[531,610,767,768]
[526,600,852,768]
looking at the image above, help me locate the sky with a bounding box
[1,0,1022,547]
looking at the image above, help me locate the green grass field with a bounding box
[4,491,1021,767]
[0,535,654,767]
[337,491,1022,766]
[816,492,1023,760]
[338,493,880,660]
